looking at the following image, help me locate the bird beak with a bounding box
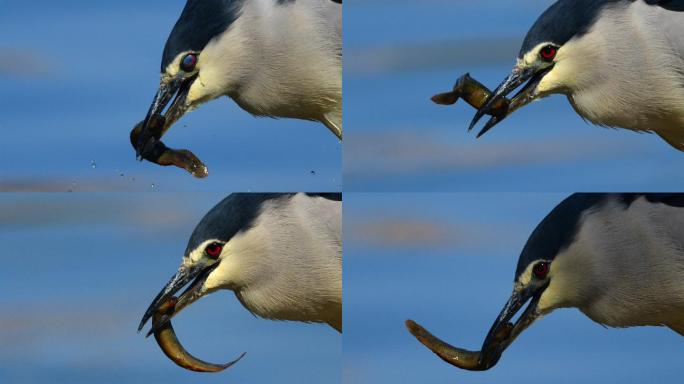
[138,262,218,336]
[469,64,553,138]
[478,283,547,368]
[406,282,547,371]
[135,73,197,159]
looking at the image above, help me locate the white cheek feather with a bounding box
[539,197,684,331]
[203,226,269,292]
[537,240,596,314]
[517,43,562,97]
[521,43,547,67]
[516,266,534,289]
[187,0,342,128]
[536,41,592,96]
[204,193,342,330]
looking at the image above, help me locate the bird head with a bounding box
[137,193,276,335]
[470,0,617,136]
[138,193,343,335]
[477,193,607,366]
[135,0,245,156]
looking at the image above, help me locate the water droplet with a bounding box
[310,170,316,176]
[90,160,97,169]
[151,183,156,190]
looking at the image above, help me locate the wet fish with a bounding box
[432,73,513,138]
[405,319,513,371]
[432,73,511,116]
[152,297,245,373]
[130,115,209,178]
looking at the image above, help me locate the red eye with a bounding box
[180,53,198,72]
[540,45,557,61]
[532,262,550,279]
[205,242,223,259]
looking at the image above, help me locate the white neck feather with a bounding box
[209,194,342,331]
[540,197,684,333]
[192,0,342,128]
[546,1,684,134]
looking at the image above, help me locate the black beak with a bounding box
[138,263,218,336]
[478,283,548,369]
[469,64,552,138]
[135,74,196,159]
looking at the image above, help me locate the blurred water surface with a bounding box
[345,0,684,191]
[0,0,341,192]
[0,194,340,383]
[344,193,684,384]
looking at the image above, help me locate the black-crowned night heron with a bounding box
[133,0,342,166]
[138,193,341,370]
[468,0,684,149]
[408,193,684,371]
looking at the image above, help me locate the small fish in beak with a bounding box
[432,73,511,119]
[139,262,244,373]
[129,114,208,178]
[153,296,245,372]
[406,282,547,371]
[405,320,512,371]
[130,73,208,178]
[468,64,553,137]
[432,73,511,139]
[434,66,552,138]
[138,262,219,335]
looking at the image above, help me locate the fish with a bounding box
[405,319,513,371]
[432,73,514,138]
[130,115,209,178]
[152,296,245,373]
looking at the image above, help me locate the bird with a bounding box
[468,0,684,149]
[138,193,342,340]
[134,0,343,161]
[408,193,684,371]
